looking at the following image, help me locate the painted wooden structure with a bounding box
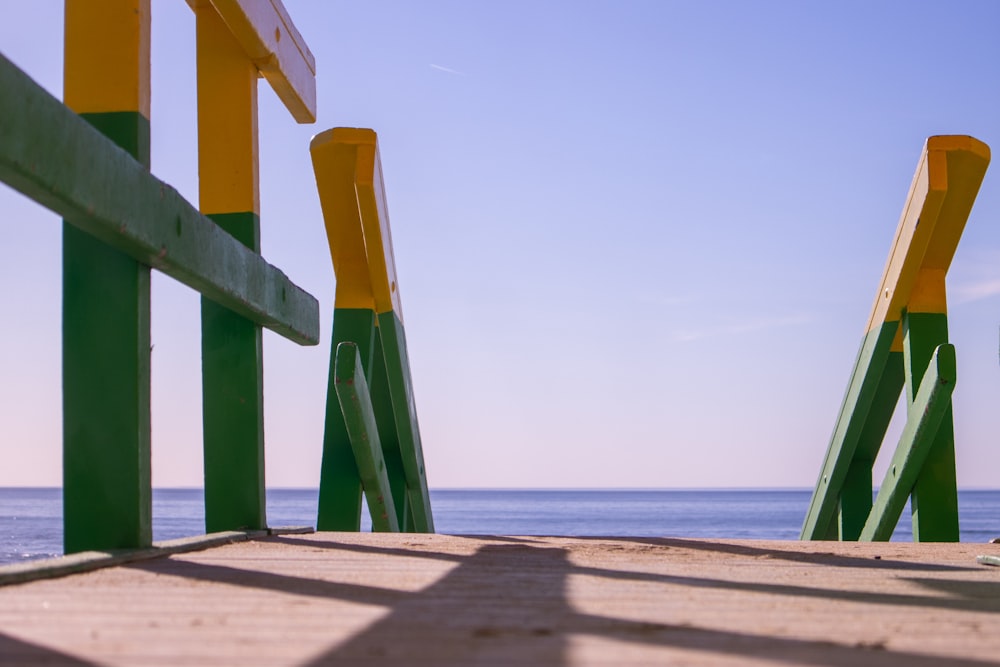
[311,128,435,533]
[188,0,316,534]
[0,0,330,553]
[802,136,990,542]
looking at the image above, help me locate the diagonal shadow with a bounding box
[0,631,98,666]
[570,536,977,572]
[568,563,1000,614]
[903,577,1000,602]
[272,535,467,563]
[566,612,1000,667]
[441,534,544,544]
[127,557,404,608]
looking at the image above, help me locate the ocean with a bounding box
[2,488,999,566]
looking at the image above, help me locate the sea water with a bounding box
[2,488,998,565]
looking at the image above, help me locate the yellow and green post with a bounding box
[802,136,990,542]
[190,0,316,532]
[62,0,153,554]
[311,128,434,533]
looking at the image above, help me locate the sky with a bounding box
[1,1,1000,491]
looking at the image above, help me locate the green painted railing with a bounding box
[2,0,433,555]
[802,136,991,542]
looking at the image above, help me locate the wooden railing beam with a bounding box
[0,52,320,346]
[186,0,316,123]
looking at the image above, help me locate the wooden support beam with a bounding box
[802,136,989,541]
[195,1,267,533]
[311,128,434,533]
[0,52,320,346]
[860,344,956,541]
[61,0,153,555]
[186,0,316,123]
[334,342,400,532]
[800,324,898,540]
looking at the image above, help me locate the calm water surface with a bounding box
[1,488,998,565]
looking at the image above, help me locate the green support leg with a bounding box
[837,351,905,539]
[376,312,434,533]
[903,312,959,541]
[202,212,265,532]
[861,344,956,541]
[369,328,411,531]
[63,112,152,554]
[333,342,399,532]
[317,308,376,530]
[838,458,872,541]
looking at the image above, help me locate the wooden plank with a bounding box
[1,535,999,665]
[186,0,316,123]
[864,136,989,335]
[334,342,400,532]
[0,53,319,346]
[860,344,956,541]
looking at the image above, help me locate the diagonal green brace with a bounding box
[334,342,400,532]
[0,53,318,346]
[860,344,956,541]
[800,323,898,539]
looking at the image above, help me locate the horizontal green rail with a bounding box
[334,342,400,532]
[860,344,956,541]
[0,52,319,346]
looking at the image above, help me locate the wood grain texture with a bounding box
[0,534,998,666]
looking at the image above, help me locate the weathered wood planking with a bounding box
[1,534,999,666]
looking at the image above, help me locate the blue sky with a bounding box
[1,1,1000,489]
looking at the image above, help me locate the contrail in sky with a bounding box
[429,63,464,76]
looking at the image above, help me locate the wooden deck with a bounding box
[1,533,999,666]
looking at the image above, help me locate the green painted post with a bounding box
[202,210,265,532]
[369,329,412,530]
[903,312,959,541]
[62,1,152,554]
[377,312,435,533]
[860,343,956,541]
[333,342,400,532]
[317,309,376,530]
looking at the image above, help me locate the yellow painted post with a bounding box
[190,0,315,532]
[62,0,153,553]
